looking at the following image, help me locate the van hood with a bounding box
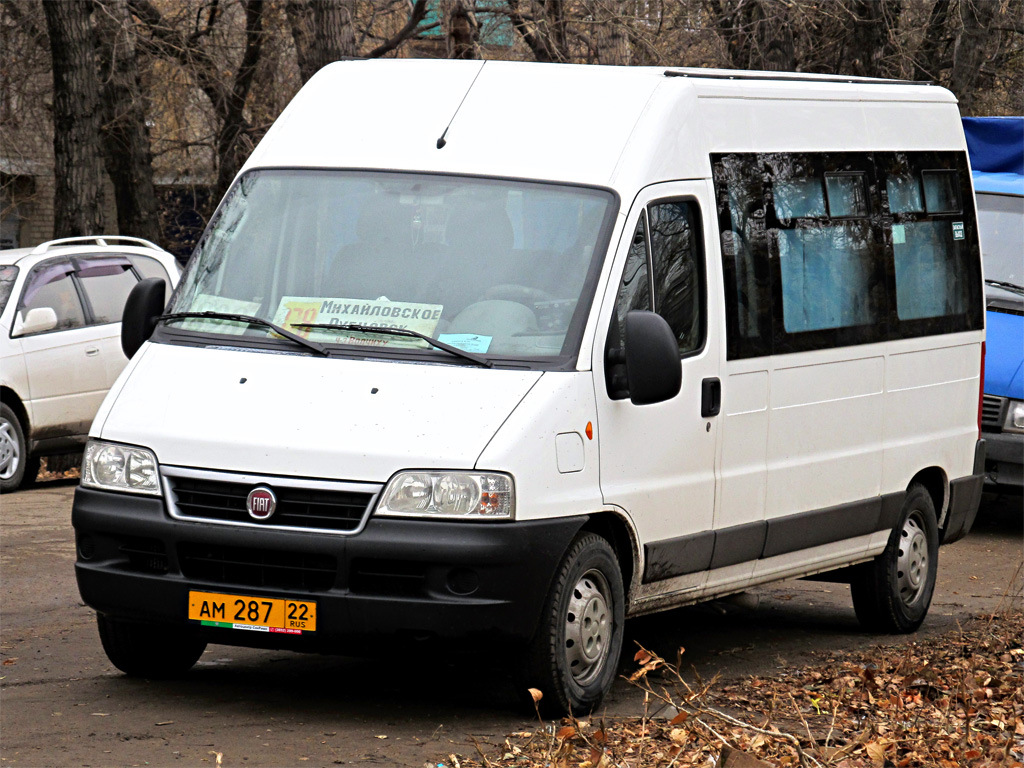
[98,343,542,482]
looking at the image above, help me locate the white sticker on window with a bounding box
[952,221,965,240]
[272,297,443,348]
[892,224,906,245]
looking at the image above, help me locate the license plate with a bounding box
[188,591,316,635]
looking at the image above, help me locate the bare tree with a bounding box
[285,0,430,85]
[447,0,481,59]
[43,0,106,236]
[94,0,160,241]
[286,0,357,82]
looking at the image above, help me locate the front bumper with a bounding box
[982,430,1024,489]
[72,487,586,652]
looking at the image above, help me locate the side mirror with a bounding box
[13,307,59,336]
[121,278,166,359]
[623,310,682,406]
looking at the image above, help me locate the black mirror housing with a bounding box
[623,310,682,406]
[121,278,167,359]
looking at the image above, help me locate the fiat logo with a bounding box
[246,487,277,521]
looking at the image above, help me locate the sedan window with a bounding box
[76,258,138,325]
[19,261,86,332]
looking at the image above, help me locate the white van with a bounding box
[72,61,986,715]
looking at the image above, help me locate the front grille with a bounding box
[350,558,427,597]
[178,543,337,592]
[982,394,1006,429]
[167,476,374,533]
[119,536,168,574]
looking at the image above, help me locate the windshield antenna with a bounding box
[436,61,487,149]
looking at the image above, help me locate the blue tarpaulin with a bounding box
[963,116,1024,195]
[963,116,1024,174]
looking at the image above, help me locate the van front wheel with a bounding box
[519,532,624,716]
[97,614,207,678]
[851,483,938,633]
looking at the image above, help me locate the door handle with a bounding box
[85,347,100,357]
[701,377,721,418]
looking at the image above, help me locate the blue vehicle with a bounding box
[964,116,1024,490]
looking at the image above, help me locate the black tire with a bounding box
[0,403,28,493]
[851,483,938,633]
[97,614,207,678]
[518,532,625,717]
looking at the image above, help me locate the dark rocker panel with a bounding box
[642,491,905,583]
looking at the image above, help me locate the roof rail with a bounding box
[30,236,162,256]
[663,70,932,86]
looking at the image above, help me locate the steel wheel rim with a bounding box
[896,511,929,607]
[0,419,19,481]
[564,568,612,686]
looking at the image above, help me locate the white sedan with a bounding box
[0,237,181,491]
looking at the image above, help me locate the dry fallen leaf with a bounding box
[527,688,543,704]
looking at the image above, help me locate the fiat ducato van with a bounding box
[72,60,986,715]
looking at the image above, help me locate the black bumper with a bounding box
[982,430,1024,489]
[72,487,586,651]
[940,439,986,544]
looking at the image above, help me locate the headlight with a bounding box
[377,471,514,520]
[1005,400,1024,434]
[82,440,161,495]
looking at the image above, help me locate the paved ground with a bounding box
[1,481,1020,767]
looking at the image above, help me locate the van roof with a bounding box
[243,59,964,193]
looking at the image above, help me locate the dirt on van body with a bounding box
[0,482,1020,767]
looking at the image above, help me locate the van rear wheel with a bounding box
[851,483,938,633]
[97,614,207,678]
[518,532,624,717]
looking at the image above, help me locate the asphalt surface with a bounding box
[1,481,1020,767]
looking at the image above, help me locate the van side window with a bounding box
[614,214,652,347]
[712,151,982,359]
[769,159,884,336]
[712,154,772,359]
[649,202,705,355]
[883,156,973,323]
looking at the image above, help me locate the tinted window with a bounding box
[776,222,882,333]
[77,259,138,324]
[18,261,86,333]
[649,201,704,355]
[614,215,652,346]
[712,151,982,359]
[0,265,18,315]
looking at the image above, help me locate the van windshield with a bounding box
[168,170,615,367]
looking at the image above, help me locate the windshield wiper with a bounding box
[159,312,330,357]
[292,322,493,368]
[985,279,1024,296]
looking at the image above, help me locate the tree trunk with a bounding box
[447,0,480,59]
[286,0,357,84]
[214,0,265,199]
[94,0,160,242]
[43,0,106,237]
[845,0,899,78]
[947,0,997,113]
[591,0,631,65]
[506,0,570,63]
